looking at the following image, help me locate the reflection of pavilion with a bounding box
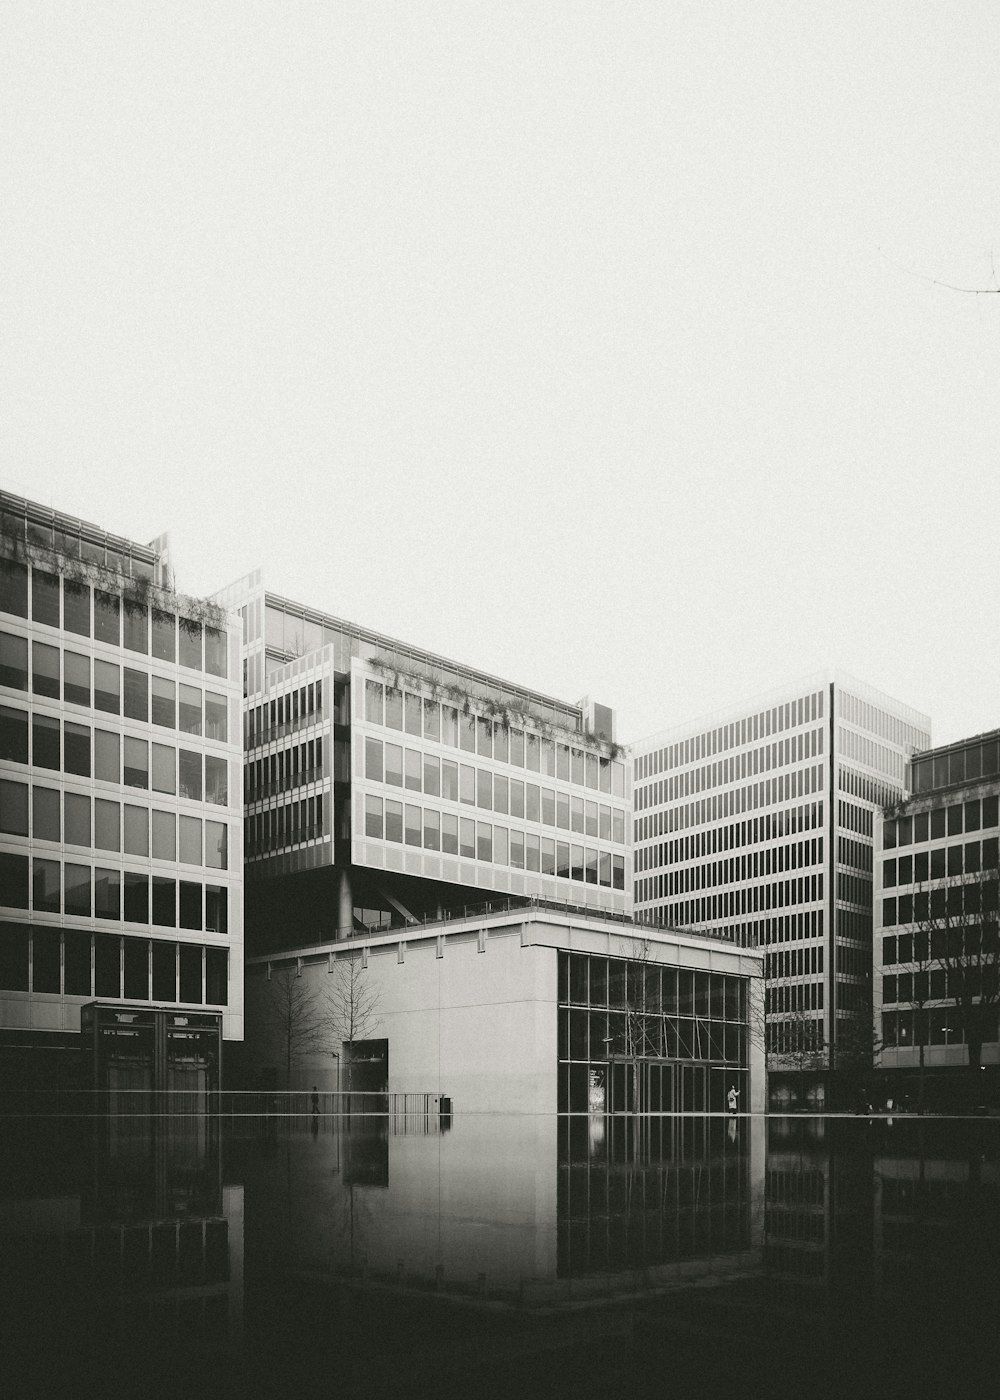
[236,1113,764,1311]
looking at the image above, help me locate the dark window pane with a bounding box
[94,867,121,920]
[64,929,91,995]
[64,863,91,916]
[0,922,29,990]
[94,590,120,645]
[94,798,120,852]
[205,948,228,1006]
[94,660,120,714]
[0,853,29,908]
[205,756,227,806]
[179,750,202,801]
[123,937,149,999]
[33,857,61,913]
[205,885,227,934]
[31,570,60,627]
[94,933,121,998]
[124,804,149,857]
[205,820,227,870]
[64,722,91,777]
[123,872,149,924]
[151,609,176,662]
[0,559,28,618]
[0,631,28,690]
[0,704,28,763]
[151,675,175,728]
[123,602,148,654]
[32,714,60,769]
[0,779,28,836]
[179,881,202,929]
[64,650,90,707]
[63,579,90,637]
[32,641,59,698]
[33,785,60,841]
[151,877,175,927]
[124,668,148,722]
[64,791,91,846]
[152,940,176,999]
[179,619,202,670]
[204,626,227,678]
[179,944,202,1003]
[124,736,148,789]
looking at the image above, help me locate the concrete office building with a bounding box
[0,491,244,1090]
[876,729,1000,1095]
[631,672,930,1099]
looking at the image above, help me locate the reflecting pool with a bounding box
[1,1110,997,1399]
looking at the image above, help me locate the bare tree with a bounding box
[258,966,331,1090]
[327,954,381,1095]
[772,1005,827,1111]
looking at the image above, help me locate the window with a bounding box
[205,626,227,678]
[205,820,228,869]
[179,750,202,801]
[460,765,475,805]
[94,933,121,997]
[423,808,439,850]
[124,736,148,789]
[33,785,60,842]
[152,608,175,662]
[32,926,61,993]
[384,742,403,787]
[205,691,227,742]
[0,779,28,836]
[525,834,540,872]
[205,755,228,805]
[385,800,403,843]
[0,705,28,763]
[33,858,61,913]
[94,867,121,920]
[64,792,91,846]
[152,676,175,728]
[404,693,422,737]
[526,784,540,823]
[510,780,524,819]
[179,817,202,865]
[442,760,458,802]
[477,717,492,757]
[124,804,149,857]
[94,729,119,783]
[123,602,148,654]
[123,667,148,721]
[0,852,29,907]
[0,632,28,690]
[510,830,524,869]
[179,684,202,735]
[365,679,383,724]
[205,886,228,935]
[366,737,383,782]
[441,813,458,854]
[442,706,458,746]
[543,789,556,826]
[179,883,201,931]
[152,810,176,861]
[365,795,383,838]
[124,872,149,923]
[179,619,202,670]
[405,804,421,847]
[385,687,403,730]
[0,559,28,618]
[31,570,60,627]
[460,817,476,859]
[206,948,228,1006]
[477,822,492,862]
[152,742,175,794]
[477,768,492,809]
[32,641,59,698]
[405,749,421,792]
[94,659,120,714]
[179,944,202,1002]
[95,798,120,852]
[32,714,60,770]
[94,590,120,645]
[460,714,476,753]
[422,698,440,741]
[152,877,175,927]
[423,754,440,796]
[65,863,91,916]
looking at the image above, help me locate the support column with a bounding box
[337,867,353,941]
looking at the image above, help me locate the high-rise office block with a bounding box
[0,492,244,1088]
[212,570,632,951]
[876,729,1000,1092]
[630,672,930,1089]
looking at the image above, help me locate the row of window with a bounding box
[637,838,824,894]
[766,1018,823,1054]
[0,778,228,866]
[560,1007,746,1065]
[839,691,928,755]
[245,796,325,859]
[836,726,906,782]
[245,738,324,800]
[839,799,873,837]
[882,882,1000,927]
[836,872,872,909]
[365,739,627,842]
[363,679,626,797]
[655,873,825,928]
[884,797,999,849]
[838,765,898,810]
[634,764,825,842]
[884,838,1000,888]
[0,921,228,1005]
[636,802,825,883]
[363,794,626,888]
[559,955,748,1020]
[882,928,997,967]
[636,728,824,811]
[0,853,229,931]
[635,690,825,780]
[884,969,961,1005]
[0,705,229,804]
[0,560,228,675]
[764,945,825,981]
[882,1009,989,1048]
[911,737,1000,795]
[765,981,824,1014]
[837,834,872,873]
[245,679,324,747]
[1,631,230,739]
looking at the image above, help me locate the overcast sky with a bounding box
[3,3,999,747]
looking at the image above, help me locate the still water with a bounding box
[1,1109,997,1400]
